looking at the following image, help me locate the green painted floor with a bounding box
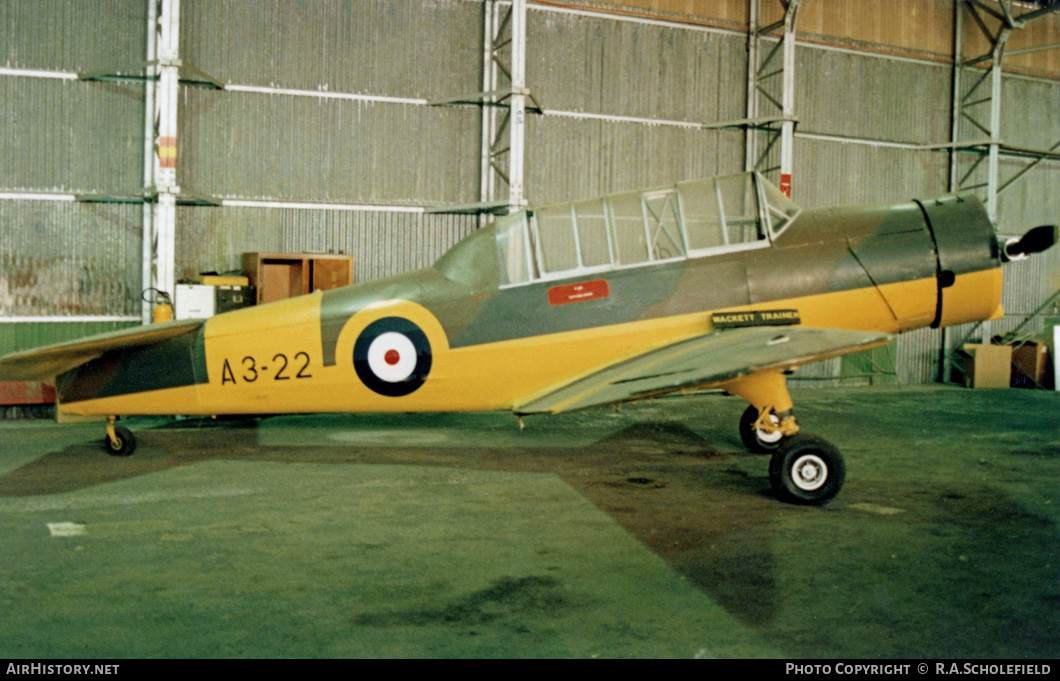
[0,385,1057,658]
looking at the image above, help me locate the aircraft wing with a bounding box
[513,326,893,415]
[0,319,205,381]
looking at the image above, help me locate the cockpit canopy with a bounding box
[496,172,801,286]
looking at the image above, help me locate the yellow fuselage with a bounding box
[57,266,1001,418]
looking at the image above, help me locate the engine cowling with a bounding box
[914,194,1003,329]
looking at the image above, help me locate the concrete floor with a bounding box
[0,385,1056,659]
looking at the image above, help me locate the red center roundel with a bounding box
[366,332,417,383]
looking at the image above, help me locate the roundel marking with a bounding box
[353,317,432,397]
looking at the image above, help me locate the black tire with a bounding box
[739,404,786,453]
[768,434,845,505]
[103,426,136,457]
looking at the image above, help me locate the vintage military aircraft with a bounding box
[0,171,1054,504]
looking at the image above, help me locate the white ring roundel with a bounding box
[366,332,418,383]
[354,317,432,397]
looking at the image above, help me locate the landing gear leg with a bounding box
[103,416,136,457]
[739,404,789,453]
[723,371,845,505]
[725,371,800,452]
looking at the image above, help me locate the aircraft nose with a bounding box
[915,194,1003,329]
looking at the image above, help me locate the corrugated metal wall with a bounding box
[174,0,484,279]
[529,10,744,123]
[176,205,476,284]
[0,201,141,317]
[179,91,480,204]
[1,0,1058,392]
[0,0,146,73]
[0,79,143,194]
[795,47,951,149]
[181,0,482,99]
[178,0,482,207]
[525,9,748,203]
[0,0,145,344]
[280,211,479,283]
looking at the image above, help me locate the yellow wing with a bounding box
[0,319,205,381]
[513,326,893,415]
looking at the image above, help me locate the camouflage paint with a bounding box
[14,182,1003,417]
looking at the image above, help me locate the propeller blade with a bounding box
[1003,225,1058,261]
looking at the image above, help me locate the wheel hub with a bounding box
[756,413,784,444]
[791,454,827,491]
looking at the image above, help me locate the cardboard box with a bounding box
[962,344,1012,389]
[1010,341,1051,389]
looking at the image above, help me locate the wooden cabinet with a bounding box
[242,252,353,304]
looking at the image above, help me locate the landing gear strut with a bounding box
[739,404,785,453]
[725,371,845,505]
[103,416,136,457]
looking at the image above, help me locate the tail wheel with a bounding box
[769,434,845,505]
[103,426,136,457]
[739,404,786,453]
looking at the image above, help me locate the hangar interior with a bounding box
[1,0,1058,385]
[0,0,1058,660]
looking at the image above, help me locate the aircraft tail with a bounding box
[0,319,205,382]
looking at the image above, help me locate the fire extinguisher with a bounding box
[143,288,173,323]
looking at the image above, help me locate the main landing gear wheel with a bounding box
[768,434,845,505]
[103,425,136,457]
[739,404,786,453]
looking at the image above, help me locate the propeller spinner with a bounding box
[1002,225,1058,262]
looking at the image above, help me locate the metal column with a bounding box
[481,0,529,218]
[745,0,801,197]
[142,0,180,323]
[949,0,1060,222]
[429,0,537,220]
[949,0,1014,222]
[942,0,1060,382]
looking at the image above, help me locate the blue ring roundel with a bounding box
[353,317,432,397]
